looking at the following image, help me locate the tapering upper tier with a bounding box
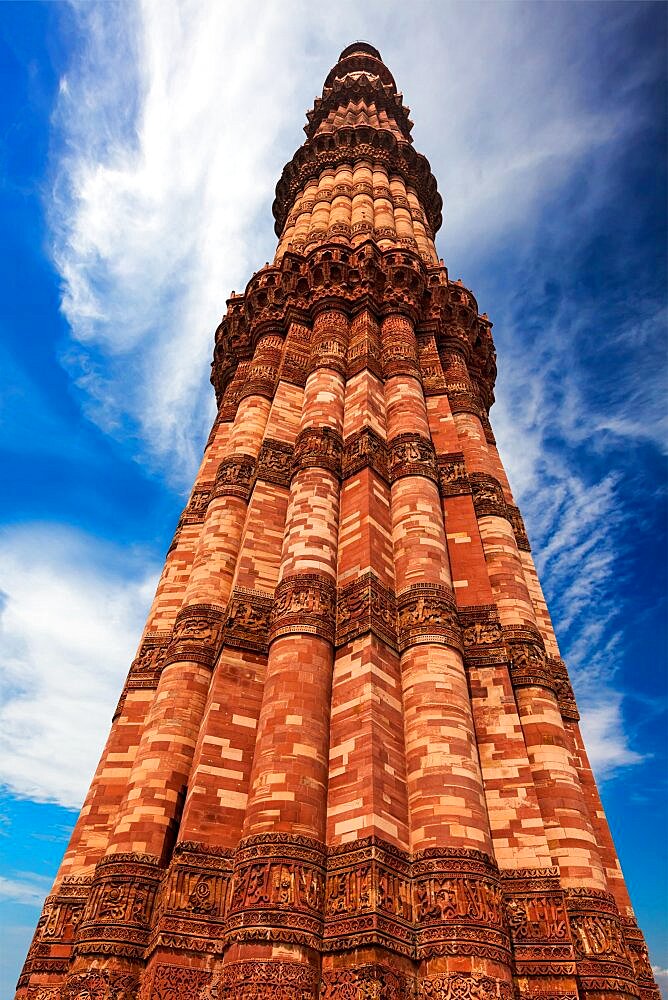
[272,42,443,254]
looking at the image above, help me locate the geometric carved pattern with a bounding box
[502,867,576,978]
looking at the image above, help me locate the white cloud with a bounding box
[652,967,668,1000]
[0,873,52,907]
[46,2,662,783]
[0,524,158,808]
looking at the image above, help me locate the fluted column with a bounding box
[222,309,347,996]
[383,314,512,994]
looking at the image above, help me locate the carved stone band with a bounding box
[336,572,397,650]
[397,583,461,652]
[469,472,508,520]
[502,867,576,977]
[181,483,213,524]
[507,503,531,551]
[459,605,506,668]
[269,572,336,644]
[228,833,326,950]
[255,437,293,489]
[163,604,226,670]
[238,362,279,402]
[388,432,438,485]
[76,854,161,959]
[342,426,388,482]
[292,426,343,480]
[437,451,471,497]
[223,588,273,655]
[503,625,554,694]
[565,888,637,993]
[213,454,256,501]
[550,656,580,721]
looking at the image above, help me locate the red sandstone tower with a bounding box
[18,42,658,1000]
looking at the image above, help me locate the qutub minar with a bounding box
[18,43,658,1000]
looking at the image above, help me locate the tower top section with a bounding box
[272,42,442,238]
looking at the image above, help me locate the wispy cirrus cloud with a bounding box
[46,1,664,788]
[0,524,158,807]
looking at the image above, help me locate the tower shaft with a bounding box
[17,42,658,1000]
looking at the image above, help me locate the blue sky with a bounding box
[0,1,666,995]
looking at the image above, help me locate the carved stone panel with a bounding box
[228,834,326,950]
[503,626,553,693]
[437,452,471,498]
[565,888,637,996]
[503,867,576,978]
[255,437,294,488]
[223,588,273,655]
[164,604,226,670]
[270,573,336,644]
[388,433,438,485]
[397,584,461,652]
[548,657,580,722]
[412,848,510,963]
[336,572,397,650]
[459,606,506,669]
[342,426,389,482]
[469,473,508,520]
[213,454,257,502]
[292,426,343,480]
[76,853,162,960]
[507,504,531,551]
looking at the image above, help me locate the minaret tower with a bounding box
[18,42,658,1000]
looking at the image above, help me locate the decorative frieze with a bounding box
[292,426,343,479]
[508,503,531,551]
[213,454,257,501]
[255,437,293,489]
[459,605,506,668]
[342,426,389,481]
[270,572,337,644]
[565,888,637,996]
[223,588,273,655]
[503,626,554,693]
[163,604,226,670]
[549,657,580,722]
[388,432,438,484]
[416,973,514,1000]
[217,960,320,1000]
[437,451,471,497]
[76,853,161,960]
[336,571,397,649]
[412,848,509,963]
[181,483,213,525]
[228,834,326,950]
[469,473,508,520]
[502,867,576,978]
[397,583,461,652]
